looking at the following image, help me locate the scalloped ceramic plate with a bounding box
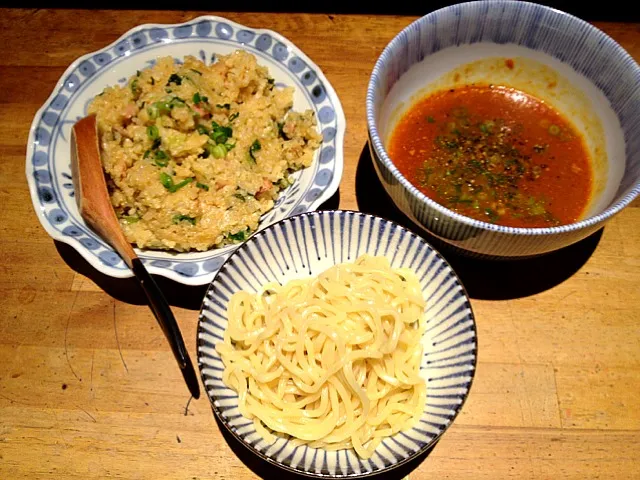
[198,210,477,478]
[26,16,344,285]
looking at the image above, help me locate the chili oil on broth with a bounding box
[387,84,593,228]
[379,54,619,222]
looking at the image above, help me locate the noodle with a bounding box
[216,254,427,459]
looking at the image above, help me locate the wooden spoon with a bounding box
[71,114,200,399]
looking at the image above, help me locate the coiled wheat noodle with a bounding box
[216,254,427,459]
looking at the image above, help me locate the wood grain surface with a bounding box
[1,8,639,480]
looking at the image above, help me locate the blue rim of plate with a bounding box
[197,210,477,478]
[26,15,345,286]
[366,0,640,237]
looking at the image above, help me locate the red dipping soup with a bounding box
[387,85,593,227]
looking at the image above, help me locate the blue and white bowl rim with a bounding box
[196,209,478,478]
[366,0,640,237]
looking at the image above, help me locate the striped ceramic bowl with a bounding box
[366,0,640,258]
[197,210,477,478]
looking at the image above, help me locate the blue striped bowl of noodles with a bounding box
[197,210,477,477]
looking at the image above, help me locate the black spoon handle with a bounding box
[131,258,200,399]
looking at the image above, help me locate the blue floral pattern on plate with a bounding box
[26,16,345,285]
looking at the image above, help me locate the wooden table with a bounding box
[1,8,639,479]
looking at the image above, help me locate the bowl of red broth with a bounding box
[366,0,640,258]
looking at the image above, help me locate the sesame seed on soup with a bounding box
[387,85,593,227]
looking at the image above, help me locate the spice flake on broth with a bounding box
[388,84,593,228]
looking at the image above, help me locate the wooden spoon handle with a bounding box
[71,115,137,268]
[71,115,200,399]
[131,258,200,397]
